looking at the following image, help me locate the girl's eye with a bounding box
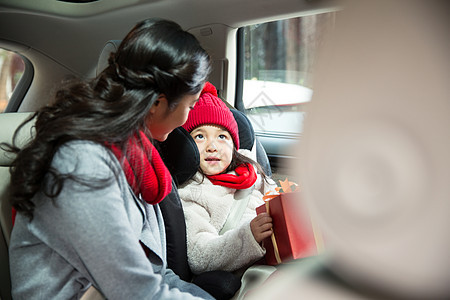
[218,134,227,140]
[194,134,204,140]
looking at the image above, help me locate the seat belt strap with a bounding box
[219,185,254,235]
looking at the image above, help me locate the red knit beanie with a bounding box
[183,82,240,149]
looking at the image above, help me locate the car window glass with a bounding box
[242,12,336,135]
[0,48,25,113]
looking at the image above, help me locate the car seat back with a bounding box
[0,112,35,300]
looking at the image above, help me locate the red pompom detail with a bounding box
[201,81,218,97]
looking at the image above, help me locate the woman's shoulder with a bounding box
[53,140,120,174]
[58,140,107,154]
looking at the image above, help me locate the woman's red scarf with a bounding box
[11,132,172,226]
[206,163,257,190]
[108,131,172,205]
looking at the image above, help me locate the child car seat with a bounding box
[157,110,271,299]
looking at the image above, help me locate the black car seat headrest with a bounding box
[231,109,255,151]
[157,127,200,187]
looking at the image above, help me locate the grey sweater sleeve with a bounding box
[10,141,212,300]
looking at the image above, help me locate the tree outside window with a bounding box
[244,12,336,91]
[242,12,336,134]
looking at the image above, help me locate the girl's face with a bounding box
[190,125,234,175]
[146,92,200,142]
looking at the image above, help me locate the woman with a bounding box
[7,19,214,299]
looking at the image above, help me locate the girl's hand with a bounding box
[250,213,273,243]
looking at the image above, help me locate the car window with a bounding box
[0,48,25,113]
[240,12,336,136]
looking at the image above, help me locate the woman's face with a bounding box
[146,92,201,142]
[190,125,234,175]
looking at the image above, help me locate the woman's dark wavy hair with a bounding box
[4,18,211,219]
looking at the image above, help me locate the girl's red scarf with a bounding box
[206,163,257,190]
[108,131,172,205]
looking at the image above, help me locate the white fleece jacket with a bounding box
[178,150,276,274]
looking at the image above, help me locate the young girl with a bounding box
[6,19,214,299]
[178,82,276,275]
